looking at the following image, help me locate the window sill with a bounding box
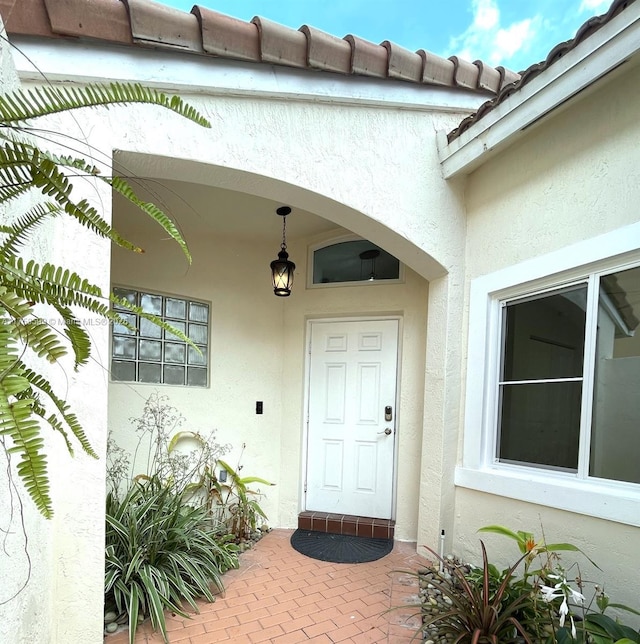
[455,465,640,527]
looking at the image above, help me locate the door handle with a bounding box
[377,428,392,436]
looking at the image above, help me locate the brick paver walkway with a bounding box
[106,528,428,643]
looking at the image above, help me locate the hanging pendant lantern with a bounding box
[270,206,296,297]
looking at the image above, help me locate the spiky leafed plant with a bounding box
[419,543,533,643]
[0,81,210,518]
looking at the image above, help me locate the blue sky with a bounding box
[160,0,612,72]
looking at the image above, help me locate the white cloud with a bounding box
[446,0,536,68]
[494,19,534,62]
[579,0,610,11]
[473,0,499,30]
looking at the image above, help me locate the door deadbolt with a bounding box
[385,406,393,421]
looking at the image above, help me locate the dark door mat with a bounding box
[290,529,394,563]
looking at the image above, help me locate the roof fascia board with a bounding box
[437,2,640,178]
[8,37,486,114]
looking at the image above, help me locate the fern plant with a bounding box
[0,81,210,518]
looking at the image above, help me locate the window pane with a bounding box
[111,360,135,382]
[188,345,207,366]
[189,302,208,322]
[313,240,400,284]
[498,381,582,470]
[113,312,137,336]
[188,323,207,344]
[140,293,162,315]
[113,336,136,359]
[164,321,186,340]
[139,339,161,361]
[113,288,137,309]
[165,297,186,319]
[590,265,640,484]
[164,343,185,364]
[139,316,162,338]
[163,364,185,385]
[503,287,587,381]
[139,362,162,383]
[187,367,207,387]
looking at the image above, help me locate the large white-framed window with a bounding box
[110,287,209,387]
[457,222,640,526]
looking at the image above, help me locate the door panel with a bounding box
[306,319,398,519]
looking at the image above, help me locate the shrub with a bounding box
[104,475,239,644]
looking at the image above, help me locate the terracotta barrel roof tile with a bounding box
[383,41,423,83]
[193,5,260,61]
[125,0,201,51]
[418,50,455,86]
[253,16,307,68]
[473,60,501,93]
[345,34,388,78]
[496,66,520,89]
[449,56,481,90]
[45,0,131,43]
[0,0,57,38]
[300,25,351,74]
[0,0,521,98]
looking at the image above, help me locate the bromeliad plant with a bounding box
[420,542,533,643]
[0,81,210,518]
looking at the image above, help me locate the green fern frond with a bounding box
[0,82,211,128]
[0,287,36,324]
[14,388,74,455]
[109,177,192,263]
[21,365,97,459]
[0,325,53,518]
[0,140,143,252]
[2,256,108,310]
[0,202,60,257]
[14,318,67,363]
[53,304,92,369]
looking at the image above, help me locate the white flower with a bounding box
[558,597,569,627]
[568,587,585,604]
[540,583,563,603]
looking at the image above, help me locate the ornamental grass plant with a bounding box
[104,475,239,644]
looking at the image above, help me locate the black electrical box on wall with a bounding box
[256,401,263,414]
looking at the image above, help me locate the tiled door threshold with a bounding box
[298,511,394,540]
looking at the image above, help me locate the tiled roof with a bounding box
[0,0,520,97]
[446,0,637,142]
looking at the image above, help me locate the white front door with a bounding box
[305,318,399,519]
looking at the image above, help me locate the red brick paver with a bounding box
[105,529,427,643]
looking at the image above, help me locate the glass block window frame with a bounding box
[111,287,209,387]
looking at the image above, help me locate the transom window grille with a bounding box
[111,287,209,387]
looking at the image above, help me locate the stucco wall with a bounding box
[108,225,429,541]
[457,62,640,614]
[8,39,471,640]
[0,42,113,644]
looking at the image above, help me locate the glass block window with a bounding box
[111,288,209,387]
